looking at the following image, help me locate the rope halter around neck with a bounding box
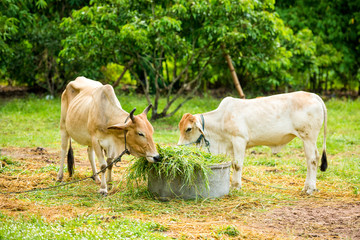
[185,114,210,152]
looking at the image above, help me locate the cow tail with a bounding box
[67,139,75,177]
[318,96,328,172]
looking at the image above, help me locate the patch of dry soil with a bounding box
[253,201,360,239]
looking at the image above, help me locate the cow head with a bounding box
[177,113,204,145]
[108,105,161,163]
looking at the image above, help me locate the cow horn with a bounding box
[143,104,152,115]
[129,108,136,122]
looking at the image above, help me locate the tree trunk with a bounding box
[325,70,328,94]
[318,68,322,93]
[224,53,245,99]
[112,59,134,88]
[310,72,317,92]
[7,78,13,86]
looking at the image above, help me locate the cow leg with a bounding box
[93,141,108,195]
[106,158,113,185]
[231,137,247,189]
[303,139,319,195]
[87,147,101,184]
[57,130,69,182]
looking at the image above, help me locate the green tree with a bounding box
[61,0,294,120]
[0,0,34,86]
[276,0,360,95]
[281,28,342,92]
[0,0,89,94]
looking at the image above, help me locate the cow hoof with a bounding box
[99,189,108,196]
[107,182,113,189]
[302,187,318,195]
[231,182,242,189]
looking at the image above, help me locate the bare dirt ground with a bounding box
[1,147,359,239]
[258,201,360,239]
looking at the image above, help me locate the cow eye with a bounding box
[138,132,145,137]
[186,127,192,133]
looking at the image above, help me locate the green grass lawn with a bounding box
[0,93,359,239]
[0,213,169,240]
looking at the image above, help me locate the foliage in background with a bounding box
[0,0,359,112]
[60,0,294,120]
[100,63,135,87]
[1,0,34,86]
[0,0,89,95]
[276,0,360,94]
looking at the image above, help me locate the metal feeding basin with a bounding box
[148,162,231,201]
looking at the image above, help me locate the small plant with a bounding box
[0,155,14,166]
[126,144,230,191]
[216,225,240,237]
[149,222,169,232]
[353,186,359,195]
[0,156,18,174]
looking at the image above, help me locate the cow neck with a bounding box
[111,113,131,166]
[195,114,210,152]
[198,110,223,148]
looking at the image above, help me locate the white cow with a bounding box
[58,77,160,195]
[178,91,327,194]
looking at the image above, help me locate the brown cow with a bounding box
[57,77,160,195]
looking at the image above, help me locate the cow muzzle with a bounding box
[147,154,162,163]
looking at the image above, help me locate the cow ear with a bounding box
[108,121,132,131]
[195,120,205,135]
[142,104,152,115]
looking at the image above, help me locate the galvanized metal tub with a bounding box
[148,162,231,200]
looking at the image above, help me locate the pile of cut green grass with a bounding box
[127,144,230,190]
